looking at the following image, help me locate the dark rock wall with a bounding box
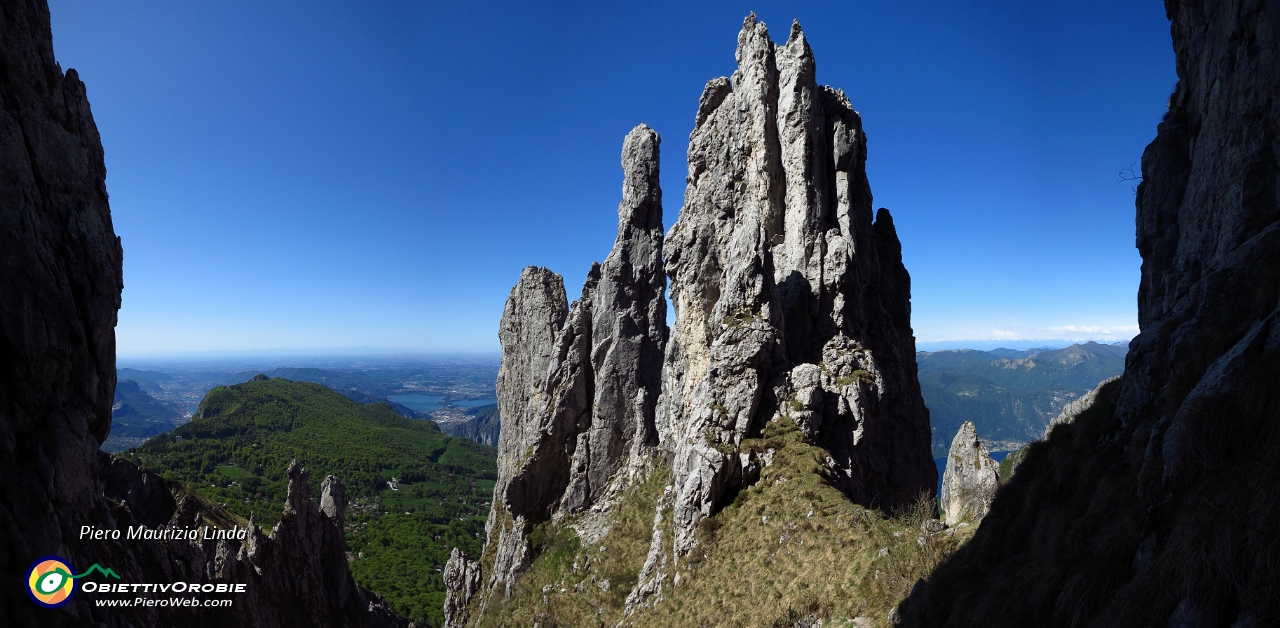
[0,2,404,625]
[1,0,122,621]
[900,1,1280,625]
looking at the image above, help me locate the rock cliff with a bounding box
[899,1,1280,625]
[938,422,998,526]
[0,2,404,625]
[452,14,934,625]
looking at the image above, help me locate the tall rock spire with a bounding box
[461,125,668,615]
[655,14,934,563]
[454,15,935,624]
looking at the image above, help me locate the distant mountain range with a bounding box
[917,341,1127,455]
[103,380,187,453]
[438,404,500,446]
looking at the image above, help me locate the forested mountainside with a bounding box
[103,380,186,452]
[126,376,497,626]
[917,341,1126,454]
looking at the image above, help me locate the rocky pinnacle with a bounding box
[461,125,667,616]
[652,13,934,571]
[939,422,999,526]
[455,14,934,624]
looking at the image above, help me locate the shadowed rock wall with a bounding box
[0,2,405,625]
[900,1,1280,625]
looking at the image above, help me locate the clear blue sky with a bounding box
[47,1,1175,357]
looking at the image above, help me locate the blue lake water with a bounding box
[935,451,1010,498]
[387,395,444,412]
[386,395,497,413]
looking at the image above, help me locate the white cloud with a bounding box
[919,323,1139,344]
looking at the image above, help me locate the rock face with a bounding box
[938,422,998,526]
[443,548,482,628]
[900,1,1280,625]
[452,14,934,624]
[0,2,404,625]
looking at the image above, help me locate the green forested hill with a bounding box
[122,376,497,626]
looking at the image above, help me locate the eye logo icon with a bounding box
[27,557,77,608]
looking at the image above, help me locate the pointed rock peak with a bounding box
[694,77,733,130]
[736,13,774,68]
[874,207,896,233]
[788,19,804,44]
[503,267,569,333]
[320,474,346,522]
[940,421,998,526]
[619,124,661,228]
[581,261,601,301]
[780,19,812,62]
[285,460,310,511]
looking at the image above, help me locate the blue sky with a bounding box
[48,1,1175,356]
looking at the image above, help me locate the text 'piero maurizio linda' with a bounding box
[79,525,249,541]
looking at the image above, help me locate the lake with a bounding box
[387,395,497,413]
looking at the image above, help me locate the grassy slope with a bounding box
[473,419,975,627]
[123,377,498,627]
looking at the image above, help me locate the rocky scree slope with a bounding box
[447,14,935,626]
[0,1,405,625]
[899,1,1280,625]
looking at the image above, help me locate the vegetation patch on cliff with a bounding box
[467,419,974,627]
[473,468,668,627]
[645,419,971,627]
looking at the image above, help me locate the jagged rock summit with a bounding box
[450,14,934,625]
[939,421,998,526]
